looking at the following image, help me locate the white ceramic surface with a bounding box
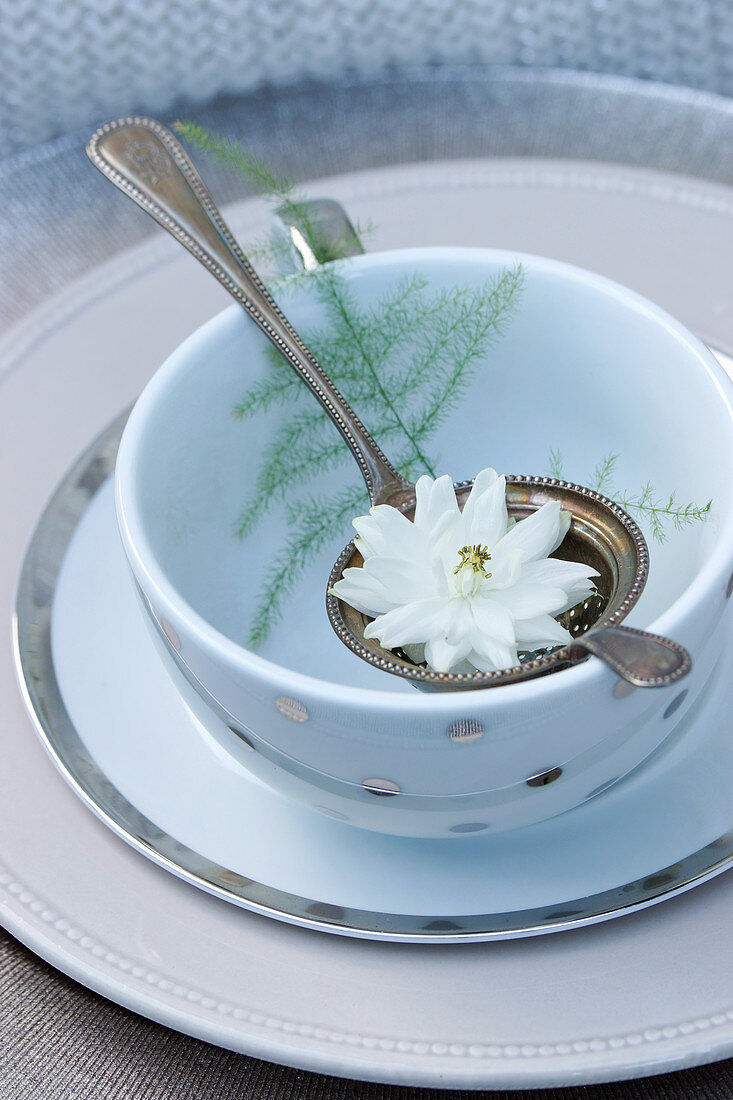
[34,471,733,930]
[4,158,733,1087]
[115,245,733,837]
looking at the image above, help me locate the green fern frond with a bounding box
[403,270,524,451]
[547,451,712,543]
[246,485,366,649]
[175,123,368,263]
[183,125,528,645]
[174,121,292,197]
[590,453,619,494]
[547,448,564,479]
[614,484,712,543]
[234,405,408,540]
[232,356,302,418]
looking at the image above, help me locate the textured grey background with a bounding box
[2,0,733,155]
[3,56,733,1100]
[3,66,733,331]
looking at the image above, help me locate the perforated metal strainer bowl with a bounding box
[326,474,686,691]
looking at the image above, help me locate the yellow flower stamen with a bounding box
[454,544,493,579]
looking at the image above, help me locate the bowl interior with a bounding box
[119,248,733,693]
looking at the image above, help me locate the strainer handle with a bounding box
[86,117,413,510]
[576,624,691,687]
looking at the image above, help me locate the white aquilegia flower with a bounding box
[330,467,600,674]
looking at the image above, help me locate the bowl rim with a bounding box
[115,245,733,712]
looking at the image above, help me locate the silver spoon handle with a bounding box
[575,624,691,687]
[86,117,411,508]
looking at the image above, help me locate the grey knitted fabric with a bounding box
[4,66,733,332]
[2,0,733,155]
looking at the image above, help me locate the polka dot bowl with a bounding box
[115,248,733,837]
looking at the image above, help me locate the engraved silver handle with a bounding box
[575,624,691,687]
[86,117,411,508]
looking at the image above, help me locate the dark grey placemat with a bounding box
[3,67,733,1097]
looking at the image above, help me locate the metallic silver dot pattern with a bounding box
[447,719,485,743]
[362,778,401,796]
[276,696,309,722]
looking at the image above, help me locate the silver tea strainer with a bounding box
[87,117,692,692]
[327,475,690,690]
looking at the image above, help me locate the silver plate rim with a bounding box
[12,409,733,944]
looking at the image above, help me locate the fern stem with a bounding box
[326,277,438,478]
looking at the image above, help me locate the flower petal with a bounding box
[487,581,569,618]
[468,466,499,495]
[467,639,520,672]
[364,598,451,649]
[362,555,443,601]
[470,598,516,645]
[462,472,509,548]
[514,614,573,649]
[443,598,476,646]
[427,506,464,557]
[482,549,522,591]
[330,570,400,616]
[424,634,474,673]
[413,473,460,533]
[521,558,600,593]
[492,500,569,564]
[352,505,421,560]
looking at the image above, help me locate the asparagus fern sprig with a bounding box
[177,122,528,647]
[174,120,374,267]
[234,261,524,645]
[548,450,712,542]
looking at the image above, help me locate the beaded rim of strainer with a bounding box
[326,474,650,688]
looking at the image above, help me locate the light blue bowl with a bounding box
[115,248,733,837]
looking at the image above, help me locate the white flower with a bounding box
[330,467,600,674]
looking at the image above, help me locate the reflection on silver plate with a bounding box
[12,409,733,943]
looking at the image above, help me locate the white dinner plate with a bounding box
[2,157,733,1088]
